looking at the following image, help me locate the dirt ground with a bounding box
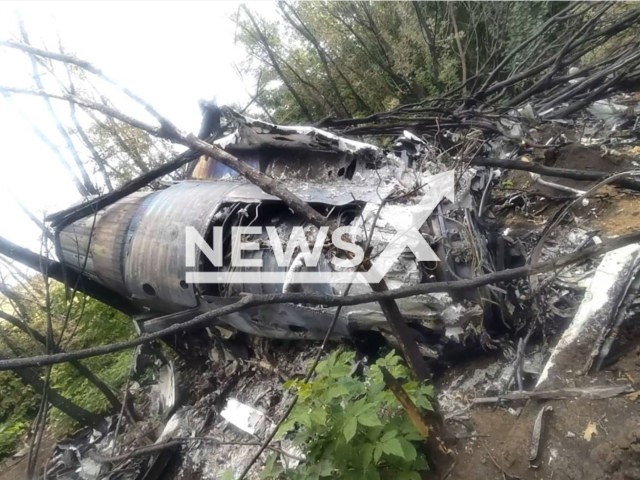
[434,343,640,480]
[501,143,640,236]
[435,144,640,480]
[0,434,56,480]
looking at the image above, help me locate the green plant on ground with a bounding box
[0,282,136,452]
[261,350,434,480]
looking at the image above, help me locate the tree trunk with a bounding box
[242,6,314,122]
[324,4,406,96]
[412,1,440,88]
[449,3,467,95]
[279,2,351,117]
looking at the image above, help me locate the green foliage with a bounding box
[0,371,38,457]
[87,119,178,187]
[0,417,30,458]
[234,1,575,123]
[261,350,434,480]
[49,348,133,436]
[48,285,135,435]
[235,1,640,123]
[0,280,135,454]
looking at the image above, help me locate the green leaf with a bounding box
[382,438,405,459]
[330,364,352,378]
[361,443,374,471]
[317,459,334,477]
[256,347,433,479]
[310,408,327,426]
[412,455,430,471]
[358,411,382,427]
[325,384,349,400]
[338,351,356,364]
[259,454,284,479]
[367,381,386,397]
[404,431,425,441]
[403,381,419,392]
[420,385,435,397]
[415,397,433,411]
[373,444,383,463]
[399,438,417,462]
[364,425,385,441]
[342,379,365,396]
[384,350,396,362]
[326,351,339,370]
[380,429,398,442]
[398,471,421,480]
[386,353,400,366]
[344,416,358,442]
[352,398,375,415]
[296,412,312,428]
[277,417,296,438]
[365,466,381,480]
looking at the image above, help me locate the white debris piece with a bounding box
[537,243,640,388]
[221,399,266,435]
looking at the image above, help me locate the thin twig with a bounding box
[110,352,137,457]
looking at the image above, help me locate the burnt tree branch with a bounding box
[0,310,122,412]
[1,230,639,372]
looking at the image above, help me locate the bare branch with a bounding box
[0,234,143,315]
[60,42,114,192]
[0,85,331,228]
[0,39,178,133]
[1,230,639,372]
[0,310,122,410]
[18,18,98,196]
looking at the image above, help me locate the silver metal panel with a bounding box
[59,192,151,294]
[64,180,365,311]
[125,182,242,308]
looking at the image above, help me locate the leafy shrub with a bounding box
[0,282,135,444]
[47,289,135,436]
[0,417,29,458]
[262,350,434,480]
[0,371,38,459]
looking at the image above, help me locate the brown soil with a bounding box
[434,343,640,480]
[0,434,56,480]
[592,188,640,236]
[501,144,640,236]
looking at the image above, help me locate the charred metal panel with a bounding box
[59,220,99,283]
[124,182,243,309]
[265,151,358,182]
[92,193,151,296]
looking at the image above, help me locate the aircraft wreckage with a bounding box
[51,111,485,359]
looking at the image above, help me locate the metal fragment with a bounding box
[529,405,553,462]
